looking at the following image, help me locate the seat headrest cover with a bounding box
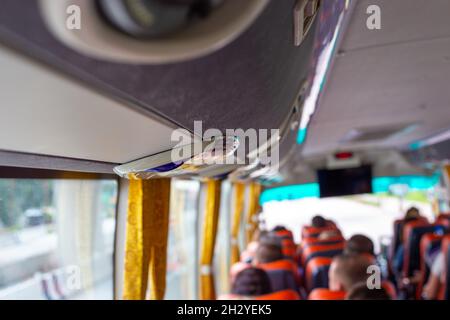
[255,289,300,300]
[308,288,346,300]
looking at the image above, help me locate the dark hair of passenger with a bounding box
[231,267,273,297]
[346,282,391,300]
[255,230,269,242]
[404,207,420,220]
[259,232,283,246]
[345,234,374,255]
[256,242,284,264]
[332,254,372,291]
[272,225,287,232]
[311,215,327,228]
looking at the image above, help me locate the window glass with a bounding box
[262,192,433,248]
[0,178,117,300]
[165,179,200,300]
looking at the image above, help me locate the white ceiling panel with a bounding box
[342,0,450,51]
[303,0,450,157]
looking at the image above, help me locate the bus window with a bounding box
[165,180,200,300]
[0,178,117,300]
[262,192,434,250]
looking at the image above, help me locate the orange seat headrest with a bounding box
[382,281,397,299]
[403,222,446,276]
[275,229,294,240]
[439,235,450,300]
[302,225,339,239]
[308,288,346,300]
[301,242,345,265]
[255,290,300,300]
[257,259,300,282]
[257,259,297,274]
[302,235,345,248]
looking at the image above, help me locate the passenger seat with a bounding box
[439,235,450,300]
[257,259,299,292]
[308,288,346,300]
[305,257,332,292]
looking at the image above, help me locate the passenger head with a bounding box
[405,207,420,220]
[251,229,268,243]
[255,242,284,264]
[328,254,372,292]
[346,282,391,300]
[259,231,283,246]
[345,234,374,256]
[231,267,272,297]
[311,215,327,228]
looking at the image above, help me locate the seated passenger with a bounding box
[393,207,422,275]
[241,230,269,263]
[328,254,372,292]
[254,243,284,265]
[422,251,445,300]
[312,215,327,228]
[345,234,375,256]
[230,268,273,299]
[346,282,391,300]
[254,243,298,292]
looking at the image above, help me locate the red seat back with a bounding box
[257,259,299,280]
[403,221,446,276]
[255,289,300,300]
[308,288,346,300]
[219,290,300,300]
[305,257,332,292]
[301,242,345,266]
[416,233,444,299]
[382,281,397,299]
[281,238,297,259]
[302,225,338,239]
[302,235,345,247]
[275,229,294,241]
[439,235,450,300]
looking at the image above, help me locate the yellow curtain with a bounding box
[445,165,450,184]
[199,179,222,300]
[123,178,171,300]
[230,182,245,265]
[245,183,262,244]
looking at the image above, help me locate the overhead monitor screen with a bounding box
[317,165,373,198]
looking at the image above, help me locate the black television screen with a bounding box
[317,165,373,198]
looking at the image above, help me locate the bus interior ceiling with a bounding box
[0,0,449,301]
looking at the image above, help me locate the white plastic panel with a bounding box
[0,45,188,163]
